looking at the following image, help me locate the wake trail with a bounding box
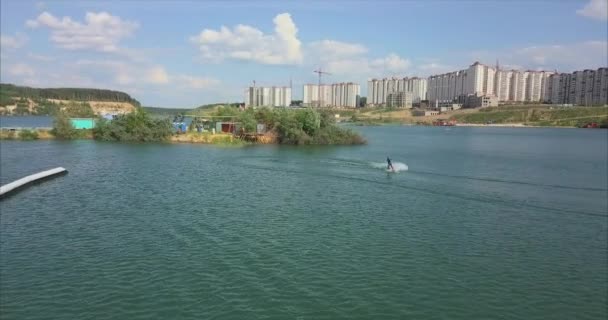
[233,163,607,219]
[370,162,408,172]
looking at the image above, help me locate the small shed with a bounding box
[70,118,96,129]
[215,122,240,134]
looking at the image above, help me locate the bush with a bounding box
[296,108,321,136]
[237,108,257,133]
[19,129,39,140]
[51,112,81,139]
[93,108,172,142]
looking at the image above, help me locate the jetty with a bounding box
[0,167,68,199]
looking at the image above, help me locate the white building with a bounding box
[495,70,513,101]
[244,86,291,107]
[428,62,565,105]
[303,83,360,108]
[367,77,427,106]
[428,62,497,103]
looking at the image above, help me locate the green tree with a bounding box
[254,107,276,128]
[237,108,257,133]
[51,112,80,139]
[359,97,367,108]
[93,108,172,142]
[296,108,321,136]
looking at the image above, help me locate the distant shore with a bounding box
[453,123,578,128]
[349,121,585,128]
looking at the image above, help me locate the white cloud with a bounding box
[115,72,134,85]
[415,62,454,76]
[512,41,607,71]
[175,75,220,89]
[8,63,35,77]
[324,57,370,75]
[466,41,607,72]
[74,59,219,90]
[370,53,411,73]
[26,11,138,52]
[1,33,28,49]
[27,52,55,61]
[577,0,608,21]
[191,12,302,65]
[321,53,411,78]
[145,66,169,84]
[308,40,368,61]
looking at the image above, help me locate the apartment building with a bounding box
[386,92,413,109]
[244,86,291,107]
[546,68,608,105]
[367,77,427,106]
[303,82,360,108]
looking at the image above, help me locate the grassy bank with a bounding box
[0,128,93,140]
[346,105,608,128]
[170,133,251,146]
[452,106,608,127]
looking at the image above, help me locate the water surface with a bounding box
[1,126,606,319]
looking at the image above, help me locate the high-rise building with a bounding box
[495,70,513,101]
[593,68,608,105]
[526,71,544,102]
[510,70,528,101]
[386,92,413,109]
[244,86,291,107]
[367,77,427,106]
[428,62,565,104]
[546,68,608,105]
[428,62,497,103]
[303,83,360,107]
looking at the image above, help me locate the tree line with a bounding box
[0,83,141,106]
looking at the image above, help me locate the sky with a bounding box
[1,0,607,108]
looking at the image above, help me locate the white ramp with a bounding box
[0,167,68,199]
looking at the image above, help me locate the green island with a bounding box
[1,107,366,145]
[0,83,365,145]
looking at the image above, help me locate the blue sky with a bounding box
[1,0,607,107]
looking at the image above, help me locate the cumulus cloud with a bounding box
[74,59,219,90]
[308,40,368,60]
[370,53,411,73]
[415,62,455,76]
[463,41,608,73]
[1,33,28,49]
[190,12,302,65]
[175,75,220,89]
[489,41,608,72]
[27,52,55,61]
[146,66,169,84]
[26,11,138,52]
[577,0,608,20]
[8,63,35,76]
[321,53,411,77]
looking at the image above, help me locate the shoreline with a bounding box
[453,123,578,128]
[349,121,592,129]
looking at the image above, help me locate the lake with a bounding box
[1,125,606,319]
[0,116,54,128]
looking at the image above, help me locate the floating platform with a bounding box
[0,167,68,199]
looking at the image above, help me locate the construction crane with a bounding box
[313,68,331,108]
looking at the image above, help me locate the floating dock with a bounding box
[0,167,68,199]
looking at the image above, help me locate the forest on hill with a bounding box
[0,83,140,107]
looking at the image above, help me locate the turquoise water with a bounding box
[1,126,607,319]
